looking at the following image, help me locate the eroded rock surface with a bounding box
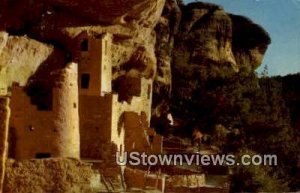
[152,1,271,131]
[0,32,54,94]
[172,2,270,79]
[4,158,102,193]
[0,0,165,86]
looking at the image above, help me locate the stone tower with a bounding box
[52,62,80,158]
[9,63,80,159]
[77,32,112,96]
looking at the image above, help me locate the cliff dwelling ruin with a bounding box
[0,0,277,192]
[0,30,165,192]
[5,30,161,160]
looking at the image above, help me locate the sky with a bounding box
[184,0,300,76]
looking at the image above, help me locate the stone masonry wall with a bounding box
[9,63,80,159]
[0,97,10,193]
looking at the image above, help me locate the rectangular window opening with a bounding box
[35,153,51,159]
[81,74,90,89]
[80,39,89,51]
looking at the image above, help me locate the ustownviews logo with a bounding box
[116,152,277,166]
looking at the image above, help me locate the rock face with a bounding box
[172,2,270,79]
[154,0,181,96]
[154,0,270,83]
[1,0,165,78]
[151,0,182,133]
[0,0,165,90]
[152,1,270,129]
[175,2,238,76]
[153,0,181,114]
[4,158,102,193]
[230,14,271,72]
[0,32,55,94]
[48,0,163,25]
[0,0,270,128]
[0,0,271,96]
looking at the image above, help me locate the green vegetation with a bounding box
[231,149,290,192]
[171,59,300,191]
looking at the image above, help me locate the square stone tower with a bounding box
[77,32,112,96]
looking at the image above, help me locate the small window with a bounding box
[73,103,77,108]
[81,74,90,89]
[80,39,88,51]
[120,145,123,154]
[28,125,35,131]
[149,136,154,143]
[35,153,51,159]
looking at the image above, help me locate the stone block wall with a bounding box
[124,167,165,192]
[0,97,10,193]
[9,63,80,159]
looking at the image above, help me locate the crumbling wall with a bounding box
[79,76,154,160]
[117,78,153,124]
[148,128,163,154]
[123,112,149,152]
[4,158,102,193]
[111,77,153,153]
[77,32,154,158]
[123,111,162,154]
[110,77,153,155]
[124,167,165,192]
[9,63,80,159]
[79,79,153,159]
[9,87,56,159]
[165,186,230,193]
[0,97,10,193]
[111,94,126,157]
[165,174,206,188]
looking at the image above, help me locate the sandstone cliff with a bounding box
[152,0,182,125]
[0,0,271,118]
[0,0,165,95]
[0,32,54,91]
[162,1,270,80]
[152,1,271,131]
